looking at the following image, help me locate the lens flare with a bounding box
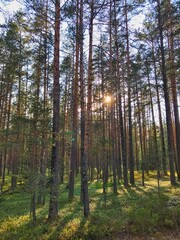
[105,96,111,103]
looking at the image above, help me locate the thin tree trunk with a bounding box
[69,0,80,200]
[146,59,160,188]
[87,0,94,181]
[136,81,145,186]
[113,0,128,187]
[151,39,168,175]
[101,51,107,205]
[109,0,117,194]
[125,0,134,185]
[37,3,49,204]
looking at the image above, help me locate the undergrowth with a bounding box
[0,172,180,240]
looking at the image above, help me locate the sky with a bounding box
[0,0,23,24]
[0,0,145,26]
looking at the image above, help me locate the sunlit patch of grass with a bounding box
[0,215,29,234]
[145,178,171,188]
[170,186,180,195]
[134,171,143,181]
[59,217,81,240]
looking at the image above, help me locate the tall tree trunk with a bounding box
[166,0,180,180]
[2,89,12,188]
[109,0,117,194]
[157,0,176,185]
[69,0,80,200]
[87,0,94,181]
[79,0,90,217]
[146,59,160,187]
[100,49,107,205]
[151,39,168,175]
[60,71,69,184]
[125,0,134,185]
[11,31,23,190]
[136,80,145,186]
[37,1,49,204]
[110,102,118,194]
[113,0,128,187]
[49,0,60,219]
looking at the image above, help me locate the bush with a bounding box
[127,193,169,233]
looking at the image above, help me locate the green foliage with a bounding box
[127,192,167,233]
[1,175,180,239]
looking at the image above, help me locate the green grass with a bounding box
[0,172,180,239]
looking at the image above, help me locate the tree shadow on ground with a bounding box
[0,190,32,220]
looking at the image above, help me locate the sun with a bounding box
[104,95,111,103]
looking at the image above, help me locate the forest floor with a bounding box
[108,229,180,240]
[0,172,180,240]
